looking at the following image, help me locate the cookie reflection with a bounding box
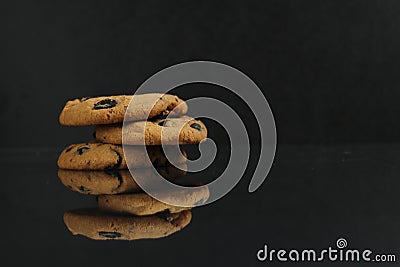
[58,163,187,195]
[64,208,192,241]
[59,144,210,241]
[97,186,210,216]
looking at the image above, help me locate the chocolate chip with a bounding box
[190,123,202,131]
[104,169,121,178]
[77,185,90,192]
[151,113,168,120]
[157,211,177,222]
[104,169,123,191]
[75,147,90,155]
[104,149,122,170]
[98,231,122,239]
[93,99,117,109]
[65,146,73,152]
[164,215,173,222]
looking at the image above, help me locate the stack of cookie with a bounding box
[57,94,208,240]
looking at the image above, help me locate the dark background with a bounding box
[1,1,400,267]
[2,0,400,146]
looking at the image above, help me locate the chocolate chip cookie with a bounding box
[98,186,209,215]
[59,94,188,126]
[57,169,141,195]
[58,163,188,195]
[95,116,207,145]
[57,143,187,170]
[64,208,192,240]
[57,143,127,170]
[124,145,187,168]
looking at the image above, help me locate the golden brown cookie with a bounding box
[59,94,188,126]
[124,145,187,168]
[98,186,209,215]
[95,116,207,145]
[63,208,192,240]
[57,143,187,170]
[57,164,188,195]
[57,169,140,195]
[57,143,127,170]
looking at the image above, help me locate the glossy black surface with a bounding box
[3,1,400,266]
[2,144,399,266]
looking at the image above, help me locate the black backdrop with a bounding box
[2,2,400,267]
[2,0,400,147]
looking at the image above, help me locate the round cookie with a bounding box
[95,116,207,145]
[59,94,188,126]
[98,186,209,215]
[124,145,187,168]
[63,208,192,240]
[57,169,140,195]
[57,143,187,170]
[58,164,188,195]
[57,143,127,170]
[117,163,188,192]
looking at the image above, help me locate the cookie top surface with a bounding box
[95,116,207,145]
[57,169,140,195]
[63,208,192,240]
[59,94,188,126]
[57,164,188,195]
[57,142,127,170]
[98,186,209,215]
[57,143,187,170]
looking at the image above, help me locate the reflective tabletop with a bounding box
[2,144,399,266]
